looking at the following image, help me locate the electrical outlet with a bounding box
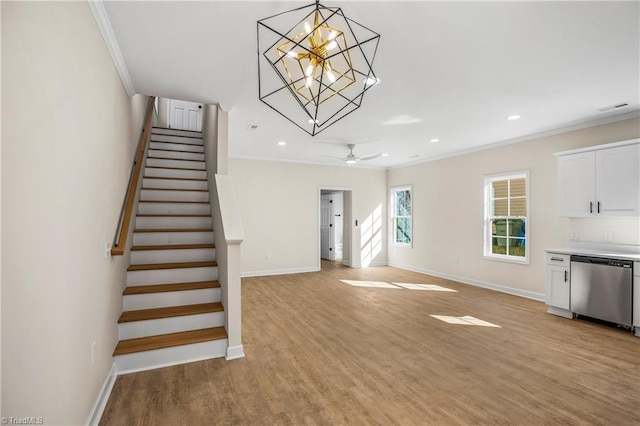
[91,341,96,365]
[105,242,112,259]
[266,251,271,259]
[570,231,578,241]
[454,255,460,264]
[603,232,614,242]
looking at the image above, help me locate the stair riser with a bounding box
[114,338,227,374]
[127,266,218,286]
[119,312,224,340]
[136,216,212,230]
[141,189,209,202]
[150,134,203,145]
[133,231,214,246]
[131,247,216,264]
[152,128,202,138]
[149,142,204,153]
[145,167,206,180]
[142,178,207,191]
[123,288,221,311]
[147,158,206,170]
[138,202,210,215]
[149,150,205,161]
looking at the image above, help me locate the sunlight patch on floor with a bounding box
[430,315,501,327]
[340,280,399,289]
[392,283,457,292]
[340,280,458,292]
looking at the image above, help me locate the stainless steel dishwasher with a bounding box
[570,255,633,326]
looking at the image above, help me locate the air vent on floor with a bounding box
[597,103,629,112]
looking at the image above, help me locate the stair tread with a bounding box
[136,214,211,217]
[118,302,223,323]
[113,327,227,356]
[144,176,207,182]
[148,156,205,163]
[139,200,209,204]
[133,228,213,233]
[149,148,205,155]
[149,140,204,147]
[127,261,217,271]
[131,243,215,251]
[145,166,206,172]
[123,280,220,295]
[142,187,208,192]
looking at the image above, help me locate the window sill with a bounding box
[483,254,530,265]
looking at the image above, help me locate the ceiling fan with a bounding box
[331,144,382,164]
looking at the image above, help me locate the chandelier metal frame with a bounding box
[257,1,380,136]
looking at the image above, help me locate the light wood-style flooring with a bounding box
[100,261,640,425]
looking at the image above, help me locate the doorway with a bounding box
[319,188,353,269]
[168,99,203,131]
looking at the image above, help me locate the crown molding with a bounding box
[87,0,135,97]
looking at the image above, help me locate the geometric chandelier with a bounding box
[257,1,381,136]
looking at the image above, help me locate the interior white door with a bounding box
[168,99,203,131]
[320,195,335,260]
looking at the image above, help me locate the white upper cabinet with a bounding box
[556,140,640,217]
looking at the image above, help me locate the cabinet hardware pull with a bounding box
[597,201,601,214]
[590,201,593,213]
[550,257,564,262]
[564,271,568,282]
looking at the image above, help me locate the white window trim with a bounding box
[390,185,413,248]
[483,171,530,265]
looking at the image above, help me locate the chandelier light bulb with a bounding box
[326,70,336,83]
[328,30,338,40]
[304,22,312,34]
[326,41,337,51]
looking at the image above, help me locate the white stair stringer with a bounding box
[145,167,206,180]
[131,247,216,265]
[135,215,212,229]
[127,265,218,286]
[114,338,228,374]
[143,178,207,190]
[148,149,204,161]
[119,311,225,340]
[150,141,204,153]
[124,287,221,311]
[133,230,214,246]
[113,128,228,373]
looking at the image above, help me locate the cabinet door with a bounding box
[557,152,595,217]
[595,144,640,216]
[546,266,570,309]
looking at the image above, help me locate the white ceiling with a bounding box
[103,1,640,169]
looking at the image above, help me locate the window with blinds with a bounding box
[484,172,529,263]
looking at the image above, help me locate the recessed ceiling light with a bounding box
[277,141,287,146]
[382,153,389,157]
[507,115,521,121]
[430,138,439,143]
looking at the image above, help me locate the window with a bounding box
[484,172,529,263]
[391,186,412,247]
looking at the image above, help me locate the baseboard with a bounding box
[226,344,245,360]
[388,262,545,302]
[85,363,116,426]
[241,266,319,278]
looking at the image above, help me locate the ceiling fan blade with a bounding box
[323,155,348,161]
[358,153,382,161]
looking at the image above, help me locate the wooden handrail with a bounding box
[112,96,156,256]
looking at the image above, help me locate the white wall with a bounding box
[2,2,148,423]
[387,117,640,297]
[229,159,387,275]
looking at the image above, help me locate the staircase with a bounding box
[113,127,227,373]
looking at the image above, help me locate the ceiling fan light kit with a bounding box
[257,0,380,136]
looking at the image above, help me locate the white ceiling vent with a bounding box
[597,103,629,112]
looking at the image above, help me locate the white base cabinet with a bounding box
[634,262,640,337]
[546,253,572,318]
